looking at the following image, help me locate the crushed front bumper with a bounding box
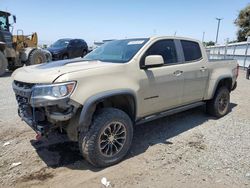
[13,80,79,136]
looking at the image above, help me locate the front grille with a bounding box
[13,80,34,99]
[13,81,49,135]
[14,81,34,90]
[13,80,34,119]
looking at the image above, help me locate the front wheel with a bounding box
[206,87,230,118]
[79,108,133,167]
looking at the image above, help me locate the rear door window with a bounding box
[181,40,202,62]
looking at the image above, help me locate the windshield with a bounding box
[0,14,9,31]
[84,38,149,63]
[51,39,70,48]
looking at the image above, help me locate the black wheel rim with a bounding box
[98,122,126,157]
[218,93,229,113]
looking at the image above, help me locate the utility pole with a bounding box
[215,18,223,44]
[202,32,205,42]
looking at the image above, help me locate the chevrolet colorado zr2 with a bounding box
[12,36,238,167]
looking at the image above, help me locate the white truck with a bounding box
[12,36,238,167]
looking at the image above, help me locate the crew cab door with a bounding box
[138,39,184,117]
[178,40,209,104]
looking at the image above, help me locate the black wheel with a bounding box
[206,87,230,118]
[0,51,8,76]
[8,64,19,71]
[246,68,250,80]
[26,49,46,65]
[79,108,133,167]
[81,50,87,58]
[62,54,68,60]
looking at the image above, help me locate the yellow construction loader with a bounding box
[0,10,51,76]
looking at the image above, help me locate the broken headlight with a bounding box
[31,81,76,104]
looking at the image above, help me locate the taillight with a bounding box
[236,64,239,78]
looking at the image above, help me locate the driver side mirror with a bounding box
[144,55,164,68]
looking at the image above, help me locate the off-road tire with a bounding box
[206,86,230,118]
[26,49,46,65]
[0,51,8,76]
[79,108,133,167]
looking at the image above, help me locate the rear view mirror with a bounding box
[13,15,16,23]
[144,55,164,68]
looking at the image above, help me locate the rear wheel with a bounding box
[26,49,46,65]
[206,87,230,118]
[79,108,133,167]
[0,51,8,76]
[246,67,250,80]
[81,50,87,58]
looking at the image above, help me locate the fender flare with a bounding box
[210,76,233,99]
[78,89,137,131]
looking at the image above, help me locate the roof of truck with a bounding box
[0,11,11,16]
[149,36,201,43]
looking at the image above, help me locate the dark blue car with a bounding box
[48,38,88,60]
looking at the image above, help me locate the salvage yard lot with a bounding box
[0,70,249,188]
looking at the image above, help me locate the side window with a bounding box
[145,40,178,64]
[181,40,202,62]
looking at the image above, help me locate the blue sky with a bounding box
[1,0,249,45]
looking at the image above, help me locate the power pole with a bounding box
[202,32,205,42]
[215,18,223,44]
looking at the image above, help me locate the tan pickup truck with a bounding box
[12,36,238,167]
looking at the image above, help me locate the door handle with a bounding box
[200,67,207,72]
[173,70,183,76]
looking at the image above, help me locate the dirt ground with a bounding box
[0,70,249,188]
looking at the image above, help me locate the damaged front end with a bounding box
[12,80,80,137]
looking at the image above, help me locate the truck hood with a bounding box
[12,59,117,83]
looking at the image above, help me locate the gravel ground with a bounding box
[0,70,249,188]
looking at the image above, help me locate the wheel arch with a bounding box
[78,89,137,132]
[211,77,232,99]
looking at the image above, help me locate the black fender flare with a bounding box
[210,76,232,98]
[78,89,137,132]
